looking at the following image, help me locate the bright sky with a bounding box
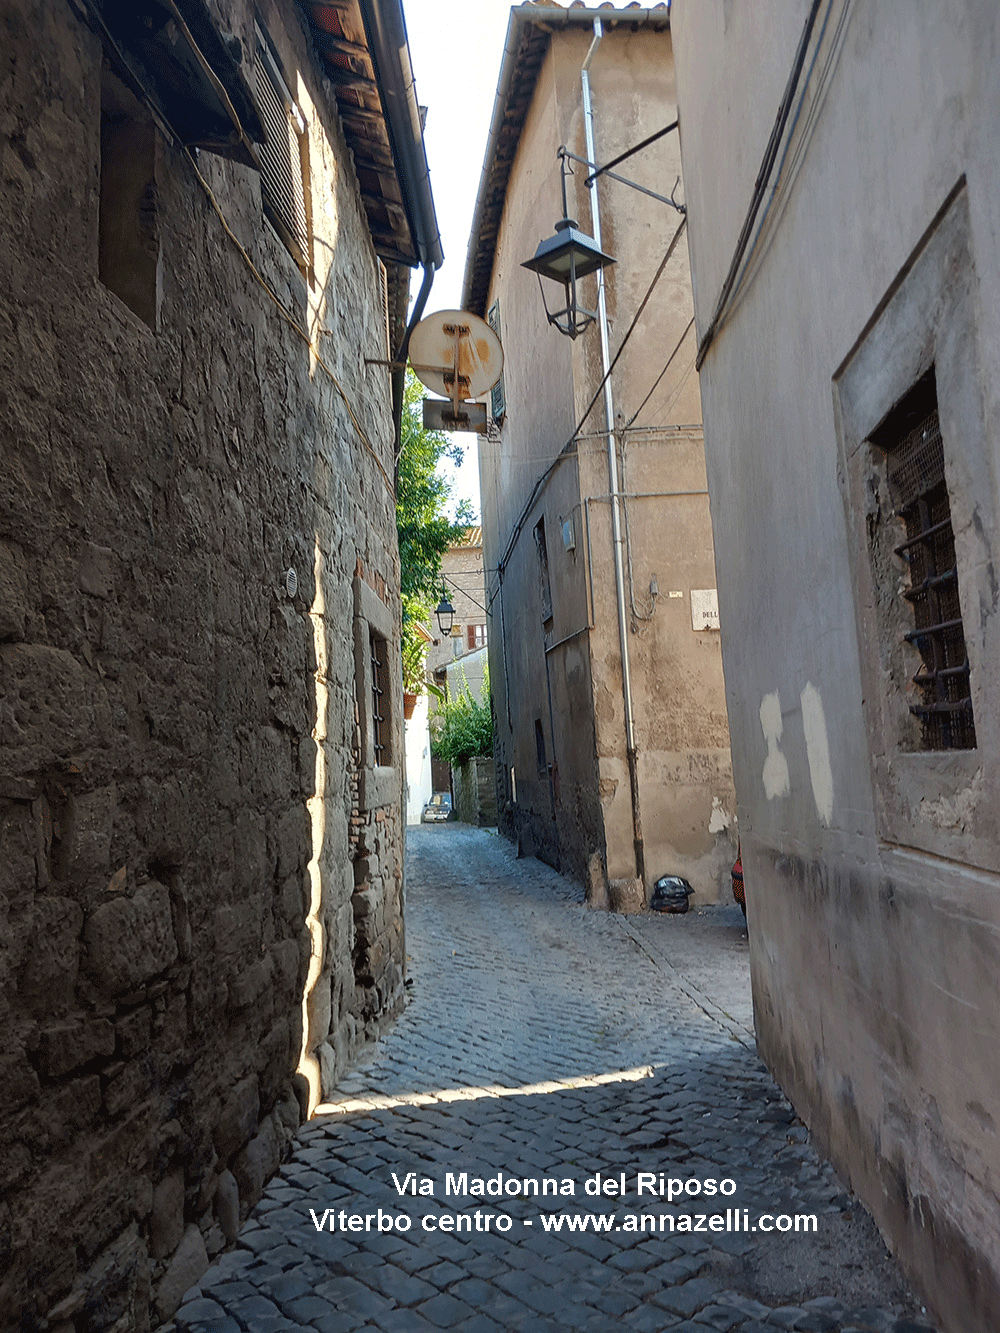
[404,0,516,521]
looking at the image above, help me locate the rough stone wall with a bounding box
[0,1,405,1328]
[452,757,497,827]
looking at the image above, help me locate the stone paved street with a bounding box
[174,827,937,1333]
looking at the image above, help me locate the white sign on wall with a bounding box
[691,588,720,631]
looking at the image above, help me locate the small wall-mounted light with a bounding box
[434,594,455,637]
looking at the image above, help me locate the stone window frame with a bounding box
[353,577,400,810]
[834,181,999,869]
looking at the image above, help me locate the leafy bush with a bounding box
[431,671,493,766]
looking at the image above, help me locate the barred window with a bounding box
[871,368,975,751]
[369,630,391,766]
[255,25,311,275]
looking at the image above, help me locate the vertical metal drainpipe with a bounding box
[582,20,646,891]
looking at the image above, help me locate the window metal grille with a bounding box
[369,631,390,765]
[880,380,976,750]
[255,27,309,271]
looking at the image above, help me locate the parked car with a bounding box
[421,793,454,823]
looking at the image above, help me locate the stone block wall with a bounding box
[0,1,406,1327]
[453,757,498,827]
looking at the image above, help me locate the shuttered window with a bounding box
[255,25,310,274]
[487,300,506,424]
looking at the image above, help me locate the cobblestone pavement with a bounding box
[175,827,937,1333]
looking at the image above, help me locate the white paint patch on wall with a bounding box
[708,795,731,832]
[759,691,790,800]
[800,682,834,826]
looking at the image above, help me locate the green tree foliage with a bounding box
[396,370,474,693]
[431,668,493,766]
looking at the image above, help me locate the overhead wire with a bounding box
[712,0,848,333]
[486,218,695,611]
[573,215,687,438]
[74,0,395,494]
[695,0,826,370]
[623,315,694,430]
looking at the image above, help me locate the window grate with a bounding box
[370,631,390,765]
[885,403,975,750]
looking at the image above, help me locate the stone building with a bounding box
[672,2,1000,1328]
[463,2,735,909]
[0,0,439,1326]
[424,525,489,684]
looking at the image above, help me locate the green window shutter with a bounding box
[487,300,506,424]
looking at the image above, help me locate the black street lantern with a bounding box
[434,594,455,637]
[522,151,615,339]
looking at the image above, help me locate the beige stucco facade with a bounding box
[672,1,1000,1327]
[464,6,735,906]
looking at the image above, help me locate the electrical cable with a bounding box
[713,0,846,332]
[75,0,395,495]
[624,315,694,430]
[695,0,825,370]
[184,150,394,492]
[161,0,258,162]
[486,234,696,612]
[574,215,687,438]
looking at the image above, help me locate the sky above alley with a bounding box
[403,0,516,520]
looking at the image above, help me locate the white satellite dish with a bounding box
[409,309,503,400]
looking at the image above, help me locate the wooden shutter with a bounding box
[255,26,309,270]
[488,300,506,424]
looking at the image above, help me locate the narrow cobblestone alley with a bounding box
[173,829,937,1333]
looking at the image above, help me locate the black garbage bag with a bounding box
[650,875,694,914]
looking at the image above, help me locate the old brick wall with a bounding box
[0,1,405,1328]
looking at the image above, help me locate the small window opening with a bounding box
[468,624,487,650]
[488,300,506,424]
[99,65,160,329]
[369,630,391,765]
[871,367,975,751]
[534,518,553,623]
[534,719,547,775]
[255,25,312,277]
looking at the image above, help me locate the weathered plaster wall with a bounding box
[673,1,1000,1326]
[425,536,487,679]
[478,21,734,901]
[0,1,405,1327]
